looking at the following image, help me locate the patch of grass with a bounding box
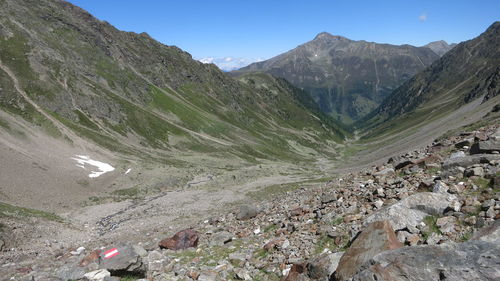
[472,177,491,190]
[331,216,343,226]
[254,248,269,259]
[422,215,442,241]
[263,223,278,233]
[314,235,336,255]
[460,230,474,242]
[0,202,64,222]
[111,187,141,198]
[246,183,301,201]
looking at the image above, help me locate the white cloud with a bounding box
[419,12,427,22]
[197,57,265,71]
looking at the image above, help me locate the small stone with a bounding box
[84,269,110,281]
[436,216,457,233]
[426,232,442,245]
[343,213,362,223]
[374,199,384,209]
[486,206,496,218]
[432,181,449,193]
[234,268,252,280]
[464,216,477,226]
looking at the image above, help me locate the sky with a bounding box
[67,0,499,71]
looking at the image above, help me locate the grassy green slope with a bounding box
[0,0,347,164]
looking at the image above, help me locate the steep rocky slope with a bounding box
[360,22,499,139]
[234,32,440,123]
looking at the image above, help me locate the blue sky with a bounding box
[67,0,499,70]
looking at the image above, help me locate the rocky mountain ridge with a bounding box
[234,32,441,123]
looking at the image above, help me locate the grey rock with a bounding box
[84,269,110,281]
[98,244,145,274]
[470,140,500,154]
[436,216,457,233]
[236,205,261,220]
[308,252,344,280]
[449,151,466,159]
[351,239,500,281]
[432,180,449,193]
[373,168,395,177]
[465,167,485,177]
[472,220,500,242]
[56,264,86,281]
[364,192,458,230]
[442,154,500,176]
[234,268,252,280]
[198,270,220,281]
[426,232,442,245]
[209,231,233,246]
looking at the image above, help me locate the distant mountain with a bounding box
[0,0,347,164]
[423,40,457,57]
[234,33,440,123]
[360,22,499,135]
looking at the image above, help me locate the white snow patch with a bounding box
[71,155,115,178]
[125,168,132,175]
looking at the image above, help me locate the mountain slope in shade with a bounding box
[234,32,440,123]
[359,22,499,138]
[423,40,457,57]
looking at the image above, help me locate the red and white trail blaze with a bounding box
[103,248,120,259]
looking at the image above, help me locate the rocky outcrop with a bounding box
[364,192,459,231]
[351,227,500,281]
[332,221,402,281]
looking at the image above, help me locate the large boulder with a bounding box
[351,222,500,281]
[442,154,500,176]
[332,221,402,281]
[351,240,500,281]
[159,229,199,250]
[469,140,500,154]
[364,192,458,231]
[98,244,145,274]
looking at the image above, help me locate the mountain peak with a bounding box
[313,32,347,41]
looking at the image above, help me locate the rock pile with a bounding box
[5,125,500,280]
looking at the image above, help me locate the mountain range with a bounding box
[0,0,499,280]
[234,33,454,123]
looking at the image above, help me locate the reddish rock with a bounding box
[159,229,199,250]
[290,207,306,217]
[264,238,285,251]
[80,249,101,267]
[332,220,403,281]
[282,263,308,281]
[187,270,200,280]
[343,213,362,223]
